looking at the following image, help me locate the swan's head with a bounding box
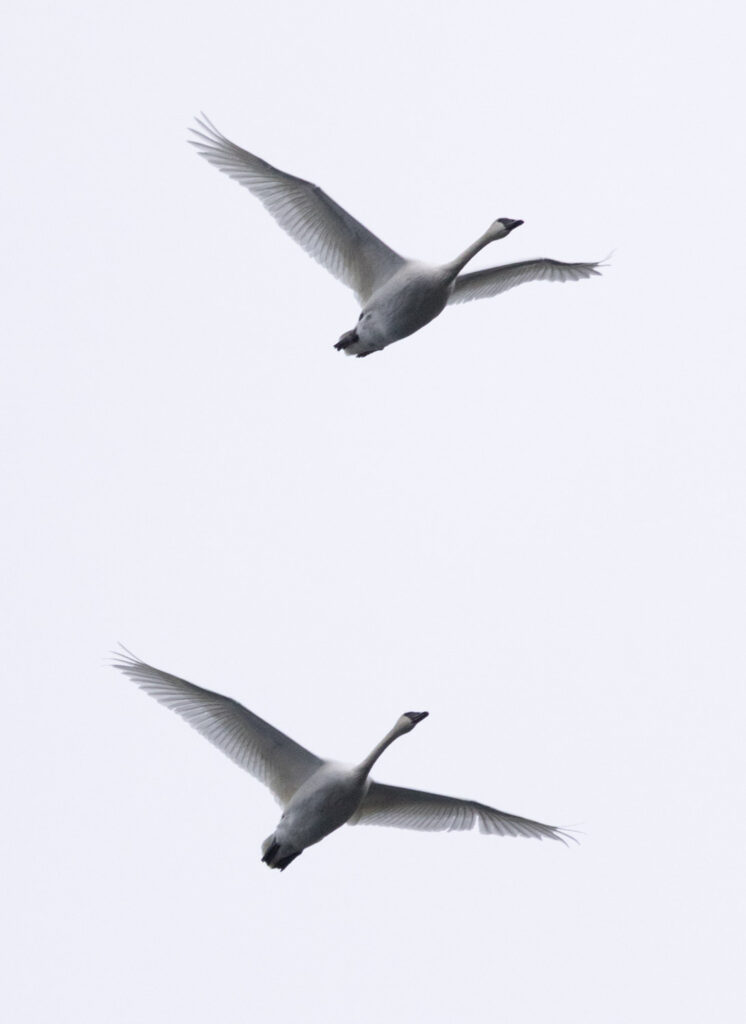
[489,217,524,240]
[397,710,429,734]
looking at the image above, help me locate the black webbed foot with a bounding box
[335,329,358,351]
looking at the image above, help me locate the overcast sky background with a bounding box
[3,2,745,1021]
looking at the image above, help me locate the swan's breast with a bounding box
[366,263,451,342]
[280,763,367,846]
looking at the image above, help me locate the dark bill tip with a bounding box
[500,218,524,232]
[404,711,429,724]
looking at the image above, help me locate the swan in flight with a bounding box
[189,115,603,358]
[113,649,574,870]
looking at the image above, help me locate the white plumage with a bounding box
[189,115,603,357]
[113,649,574,871]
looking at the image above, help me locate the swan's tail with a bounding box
[261,835,302,871]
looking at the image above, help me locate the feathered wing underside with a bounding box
[112,649,322,806]
[349,781,574,844]
[448,257,603,304]
[189,115,404,304]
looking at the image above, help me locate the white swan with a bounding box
[189,115,603,358]
[113,650,574,870]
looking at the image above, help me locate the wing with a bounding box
[189,115,404,304]
[448,257,603,305]
[349,781,574,844]
[112,648,323,806]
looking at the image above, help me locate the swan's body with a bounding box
[189,115,603,357]
[113,650,573,870]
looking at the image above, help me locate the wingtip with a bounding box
[110,642,141,672]
[554,825,583,846]
[187,112,220,149]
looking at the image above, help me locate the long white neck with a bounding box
[442,229,497,279]
[356,724,405,778]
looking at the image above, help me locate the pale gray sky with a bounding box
[3,1,745,1021]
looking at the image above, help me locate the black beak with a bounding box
[501,218,524,233]
[404,711,429,724]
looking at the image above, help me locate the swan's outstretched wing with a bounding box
[113,649,322,806]
[189,115,404,304]
[350,781,573,843]
[448,257,603,304]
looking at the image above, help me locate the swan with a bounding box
[189,114,603,358]
[113,649,574,870]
